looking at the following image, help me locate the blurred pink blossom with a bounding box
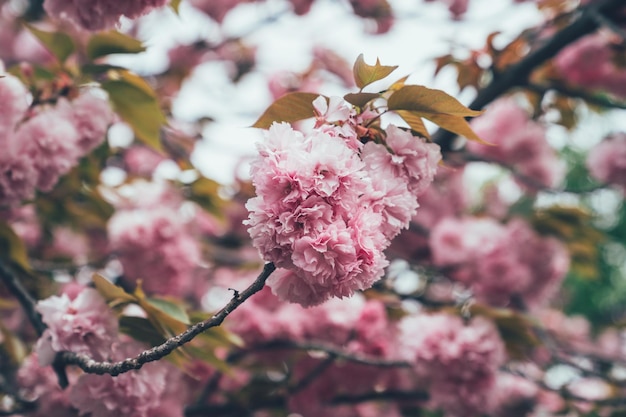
[43,0,169,31]
[429,217,570,307]
[555,33,626,99]
[468,97,565,190]
[399,313,506,417]
[587,132,626,193]
[108,207,201,296]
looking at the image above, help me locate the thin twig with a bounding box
[232,340,412,369]
[56,262,276,377]
[288,355,336,394]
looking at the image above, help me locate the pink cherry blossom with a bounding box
[107,207,201,296]
[491,373,539,417]
[189,0,247,23]
[247,118,440,306]
[124,146,167,176]
[361,142,418,239]
[69,342,168,417]
[399,313,506,417]
[586,132,626,193]
[35,287,119,365]
[246,123,386,306]
[0,74,29,141]
[43,0,169,31]
[425,0,469,18]
[429,216,570,307]
[468,97,564,190]
[555,33,626,99]
[66,92,115,154]
[0,152,38,206]
[384,125,441,195]
[15,109,81,191]
[17,353,80,417]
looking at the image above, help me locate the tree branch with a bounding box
[525,83,626,110]
[0,262,45,336]
[232,340,412,369]
[433,0,626,153]
[56,262,276,377]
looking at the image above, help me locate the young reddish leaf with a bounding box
[102,79,165,151]
[0,222,30,272]
[387,85,487,143]
[423,113,490,144]
[388,85,483,117]
[86,31,145,61]
[344,92,380,108]
[387,75,410,93]
[394,110,430,139]
[252,92,322,129]
[353,54,398,90]
[24,24,75,63]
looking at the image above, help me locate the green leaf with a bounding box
[24,24,75,63]
[0,222,30,272]
[119,315,196,372]
[352,54,398,90]
[252,92,322,129]
[92,274,137,305]
[133,285,188,336]
[388,85,482,117]
[86,31,145,61]
[192,316,244,347]
[145,298,190,325]
[102,78,165,150]
[185,345,233,374]
[188,176,224,217]
[344,92,380,108]
[119,316,166,346]
[394,110,430,139]
[81,63,128,75]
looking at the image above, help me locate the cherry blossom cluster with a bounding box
[586,132,626,194]
[43,0,170,31]
[555,33,626,99]
[225,265,511,417]
[399,312,506,417]
[107,183,201,296]
[20,285,191,417]
[468,97,564,190]
[245,96,440,306]
[429,216,570,308]
[0,75,114,209]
